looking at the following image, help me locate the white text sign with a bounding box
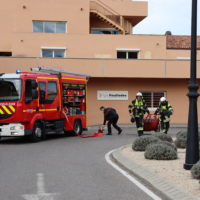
[97,91,128,100]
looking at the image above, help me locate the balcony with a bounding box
[90,0,147,34]
[0,57,199,79]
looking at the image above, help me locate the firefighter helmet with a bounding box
[136,92,142,97]
[160,97,166,102]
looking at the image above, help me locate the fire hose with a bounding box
[62,111,103,138]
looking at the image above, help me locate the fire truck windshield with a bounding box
[0,78,21,101]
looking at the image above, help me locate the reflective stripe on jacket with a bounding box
[155,102,173,122]
[131,99,148,117]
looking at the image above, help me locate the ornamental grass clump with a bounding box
[191,161,200,179]
[158,141,177,152]
[174,130,187,149]
[132,135,160,151]
[144,142,177,160]
[153,132,173,143]
[175,130,200,149]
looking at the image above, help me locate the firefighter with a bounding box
[154,97,173,134]
[100,106,122,135]
[129,92,150,136]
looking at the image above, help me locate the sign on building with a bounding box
[97,90,128,100]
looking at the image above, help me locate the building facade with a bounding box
[0,0,200,126]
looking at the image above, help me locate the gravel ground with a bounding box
[121,145,200,199]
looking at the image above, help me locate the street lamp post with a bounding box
[184,0,199,170]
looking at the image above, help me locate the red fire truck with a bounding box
[0,67,89,142]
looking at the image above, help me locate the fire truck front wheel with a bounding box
[30,122,44,142]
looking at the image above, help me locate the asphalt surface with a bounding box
[0,126,164,200]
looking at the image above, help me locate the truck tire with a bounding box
[30,122,43,142]
[73,120,83,135]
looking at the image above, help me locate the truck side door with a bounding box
[38,79,60,120]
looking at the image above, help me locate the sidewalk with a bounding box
[110,144,200,200]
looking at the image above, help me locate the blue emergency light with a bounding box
[16,69,21,74]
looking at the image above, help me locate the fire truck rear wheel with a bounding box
[30,122,44,142]
[73,120,83,135]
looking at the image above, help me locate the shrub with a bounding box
[132,136,160,151]
[175,130,200,149]
[144,143,177,160]
[157,141,177,152]
[176,130,187,139]
[153,132,173,143]
[174,137,187,149]
[191,161,200,179]
[174,130,187,148]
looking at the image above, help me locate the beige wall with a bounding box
[0,0,90,52]
[0,0,15,51]
[11,34,167,58]
[14,0,90,34]
[0,0,199,61]
[10,32,200,59]
[0,57,200,79]
[87,78,198,126]
[166,49,200,59]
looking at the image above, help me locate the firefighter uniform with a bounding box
[129,93,149,136]
[154,97,173,134]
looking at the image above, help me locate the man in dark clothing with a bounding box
[100,106,122,135]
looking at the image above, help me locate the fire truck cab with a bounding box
[0,67,88,142]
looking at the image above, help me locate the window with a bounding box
[0,52,12,56]
[41,49,66,58]
[117,51,126,59]
[39,81,57,104]
[47,81,57,103]
[0,79,21,101]
[116,50,139,59]
[142,92,166,108]
[33,21,66,33]
[25,80,32,103]
[25,79,38,104]
[128,52,138,59]
[38,82,46,104]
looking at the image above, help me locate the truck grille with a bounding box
[0,114,12,120]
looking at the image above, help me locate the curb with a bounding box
[110,145,198,200]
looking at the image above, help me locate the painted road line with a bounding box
[22,173,59,200]
[105,150,162,200]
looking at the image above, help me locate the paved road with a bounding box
[0,127,181,200]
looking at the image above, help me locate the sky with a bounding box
[133,0,200,35]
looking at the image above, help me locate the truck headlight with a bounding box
[10,125,24,131]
